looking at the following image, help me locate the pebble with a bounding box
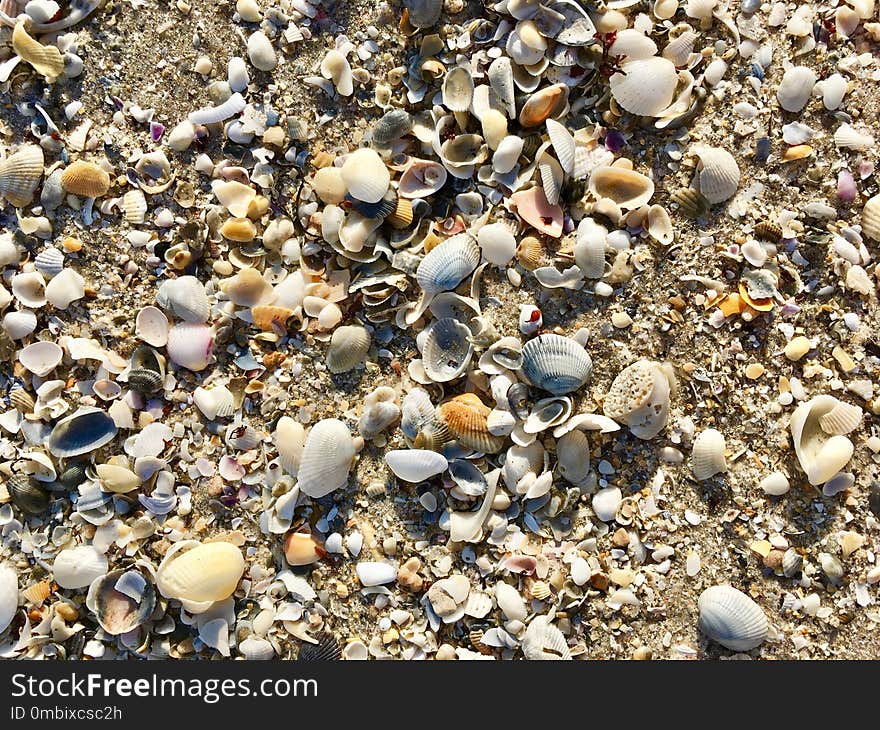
[759,471,790,496]
[784,336,812,361]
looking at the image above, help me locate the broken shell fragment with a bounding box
[790,395,855,485]
[588,166,654,210]
[86,570,156,636]
[48,407,118,457]
[603,360,674,439]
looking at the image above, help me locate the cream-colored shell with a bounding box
[603,360,674,439]
[609,57,678,117]
[12,19,65,81]
[861,193,880,241]
[156,540,245,613]
[691,428,727,480]
[588,165,654,209]
[790,395,855,485]
[691,145,740,204]
[0,144,44,207]
[297,418,356,498]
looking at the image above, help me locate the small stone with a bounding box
[745,362,765,379]
[427,575,470,619]
[611,528,629,547]
[570,557,589,586]
[632,646,652,660]
[590,572,610,591]
[750,539,772,558]
[784,335,811,361]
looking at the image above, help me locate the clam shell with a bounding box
[691,145,740,204]
[18,340,62,376]
[167,322,214,371]
[537,152,564,206]
[399,159,447,198]
[415,233,480,295]
[663,29,697,66]
[442,65,474,112]
[8,474,51,514]
[312,166,348,205]
[0,565,17,634]
[862,193,880,241]
[521,615,571,660]
[698,585,768,652]
[359,385,400,438]
[776,66,816,113]
[437,392,505,453]
[12,19,64,81]
[220,267,272,307]
[401,388,436,441]
[519,83,568,127]
[385,449,448,482]
[298,631,341,661]
[127,368,164,394]
[671,186,709,219]
[274,416,306,475]
[135,305,170,347]
[96,463,141,493]
[574,217,607,279]
[647,204,674,245]
[493,135,525,174]
[48,407,118,457]
[45,267,85,309]
[692,428,727,480]
[488,56,516,118]
[790,395,855,485]
[220,217,257,242]
[341,148,390,204]
[251,305,293,333]
[557,429,591,487]
[53,546,108,590]
[511,186,563,237]
[226,421,262,451]
[609,28,658,61]
[9,386,35,414]
[477,221,517,266]
[326,324,371,374]
[156,276,210,323]
[61,159,111,198]
[33,246,64,278]
[421,317,473,382]
[371,108,413,148]
[0,143,44,207]
[284,532,322,566]
[297,418,356,498]
[603,361,673,439]
[211,179,255,217]
[85,569,156,635]
[156,541,245,610]
[610,57,678,117]
[521,333,592,395]
[12,271,47,308]
[121,189,148,224]
[193,385,236,421]
[588,165,654,209]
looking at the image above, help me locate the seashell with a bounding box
[516,235,543,270]
[442,65,474,113]
[358,386,400,439]
[326,325,371,374]
[647,204,674,245]
[48,407,118,457]
[0,144,43,207]
[85,570,156,635]
[399,159,448,198]
[53,546,108,590]
[386,198,414,229]
[488,56,516,118]
[437,393,505,453]
[297,631,341,661]
[519,83,568,127]
[61,159,111,198]
[691,428,727,480]
[610,57,678,117]
[834,123,875,152]
[401,388,435,442]
[557,429,591,487]
[511,187,563,238]
[33,246,64,278]
[12,18,64,81]
[691,145,740,205]
[552,0,596,45]
[9,386,35,414]
[274,416,305,476]
[524,395,571,434]
[297,418,356,498]
[320,49,353,96]
[421,317,473,382]
[284,532,323,566]
[818,401,862,436]
[759,471,790,497]
[8,474,51,514]
[385,449,448,482]
[477,222,516,266]
[481,109,508,150]
[341,148,390,204]
[863,194,880,242]
[45,267,85,309]
[698,585,768,652]
[312,166,348,205]
[521,615,571,660]
[588,166,654,210]
[574,217,607,278]
[671,187,709,219]
[415,233,480,295]
[18,340,62,376]
[790,395,855,485]
[251,305,293,333]
[545,119,575,175]
[493,135,525,174]
[822,72,847,110]
[521,334,592,396]
[356,561,397,587]
[211,178,255,217]
[776,66,816,113]
[609,28,658,61]
[440,132,488,168]
[603,360,674,439]
[12,271,47,308]
[663,29,696,66]
[96,463,141,493]
[167,322,214,371]
[220,217,257,242]
[0,565,17,633]
[193,385,236,421]
[121,189,147,224]
[372,109,413,148]
[156,541,245,612]
[156,276,210,323]
[537,152,564,206]
[225,421,262,451]
[127,368,163,394]
[220,267,272,307]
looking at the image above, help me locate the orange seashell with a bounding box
[220,217,257,242]
[518,83,568,128]
[516,235,544,270]
[716,293,746,316]
[737,282,774,311]
[782,144,813,162]
[511,187,563,238]
[251,305,294,332]
[22,580,52,606]
[283,531,323,566]
[61,160,111,198]
[386,198,414,229]
[437,392,505,453]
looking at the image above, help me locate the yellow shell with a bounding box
[12,20,65,82]
[219,267,272,307]
[220,217,257,242]
[436,392,505,453]
[61,160,111,198]
[386,198,414,229]
[516,235,543,270]
[0,144,44,207]
[156,541,245,607]
[251,305,293,332]
[283,532,323,566]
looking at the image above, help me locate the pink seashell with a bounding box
[167,322,214,371]
[511,187,563,238]
[837,169,857,204]
[219,455,245,481]
[504,554,538,575]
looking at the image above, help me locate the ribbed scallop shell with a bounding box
[128,368,164,394]
[437,393,505,453]
[48,407,118,457]
[9,386,35,414]
[34,246,64,278]
[12,19,65,81]
[545,119,575,175]
[415,233,480,295]
[588,165,654,209]
[862,193,880,242]
[522,333,592,395]
[818,401,862,435]
[516,235,544,270]
[371,108,413,147]
[671,186,709,219]
[8,474,50,515]
[297,418,356,498]
[53,546,108,590]
[698,585,768,652]
[421,317,474,383]
[663,30,697,67]
[521,615,571,660]
[156,541,245,605]
[692,428,727,480]
[0,144,44,207]
[326,324,371,373]
[122,189,148,224]
[603,360,672,439]
[537,153,564,206]
[609,28,658,61]
[157,276,210,323]
[833,122,875,151]
[610,57,678,117]
[61,159,111,198]
[193,385,236,420]
[225,421,262,451]
[341,148,390,204]
[401,388,436,441]
[574,217,607,279]
[790,395,855,485]
[692,145,740,204]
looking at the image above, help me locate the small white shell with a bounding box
[662,29,696,66]
[156,276,210,323]
[692,428,727,480]
[326,325,371,374]
[698,585,768,652]
[833,123,875,151]
[556,429,591,487]
[167,322,214,371]
[776,66,816,113]
[442,65,474,113]
[691,145,740,204]
[45,267,85,309]
[18,340,63,376]
[135,305,170,347]
[0,565,17,634]
[3,310,37,339]
[493,135,524,174]
[862,193,880,242]
[297,418,356,498]
[355,561,397,586]
[53,545,108,589]
[341,148,390,204]
[477,221,517,266]
[385,449,448,482]
[609,28,658,61]
[759,471,790,496]
[574,217,607,279]
[122,189,148,224]
[320,49,353,96]
[521,615,571,660]
[274,416,306,476]
[790,395,855,485]
[609,57,678,117]
[647,204,674,245]
[420,317,473,382]
[193,385,236,421]
[398,159,447,198]
[545,119,575,175]
[11,271,46,308]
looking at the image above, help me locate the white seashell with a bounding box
[358,386,400,439]
[33,246,64,277]
[121,189,147,224]
[18,340,63,376]
[0,565,17,633]
[247,30,276,71]
[834,123,875,151]
[609,28,658,61]
[487,408,516,436]
[523,396,571,434]
[691,145,740,204]
[776,66,816,113]
[421,317,473,382]
[11,271,46,308]
[320,49,353,96]
[326,325,371,373]
[448,467,500,542]
[821,73,847,110]
[156,276,210,323]
[685,0,716,20]
[0,144,44,207]
[416,233,480,295]
[398,159,447,198]
[521,333,592,395]
[135,305,170,347]
[545,119,575,175]
[692,428,727,480]
[477,221,517,266]
[45,268,85,309]
[556,429,590,487]
[156,541,245,612]
[521,615,571,660]
[781,122,814,146]
[167,322,214,371]
[488,56,516,118]
[861,193,880,241]
[647,204,674,245]
[495,581,527,621]
[96,463,141,493]
[592,486,621,522]
[355,561,397,586]
[818,401,862,436]
[240,636,275,660]
[493,135,524,174]
[698,585,768,652]
[227,56,249,92]
[385,449,448,482]
[610,57,678,117]
[588,165,654,209]
[3,310,37,339]
[297,418,356,498]
[341,148,389,204]
[790,395,855,485]
[401,388,436,442]
[18,450,56,481]
[464,589,492,619]
[574,217,607,278]
[211,178,255,217]
[759,471,790,496]
[537,152,564,206]
[603,360,674,439]
[442,65,474,113]
[53,546,108,589]
[662,29,696,66]
[274,416,305,476]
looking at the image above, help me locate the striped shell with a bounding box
[156,541,245,610]
[341,148,390,204]
[698,585,768,652]
[437,393,505,453]
[545,119,575,175]
[692,145,740,204]
[48,407,118,457]
[8,474,50,515]
[691,428,727,480]
[603,360,673,439]
[609,57,678,117]
[297,418,356,498]
[34,246,64,278]
[0,144,44,207]
[415,233,480,295]
[9,386,35,414]
[385,449,448,482]
[818,401,862,435]
[61,160,111,198]
[671,187,709,219]
[156,275,210,323]
[421,317,473,383]
[122,189,148,224]
[522,333,592,395]
[273,416,305,476]
[12,19,65,81]
[776,66,816,113]
[193,385,236,420]
[862,193,880,241]
[326,324,371,373]
[574,217,607,279]
[663,29,697,66]
[521,615,571,660]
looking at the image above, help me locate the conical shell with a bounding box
[326,324,371,373]
[48,407,118,457]
[610,57,678,117]
[603,360,673,439]
[12,19,65,81]
[0,144,44,207]
[691,428,727,480]
[341,148,390,204]
[297,418,356,498]
[415,233,480,295]
[421,317,473,382]
[437,393,505,453]
[521,333,592,395]
[156,541,245,608]
[588,166,654,209]
[698,585,768,652]
[156,276,210,323]
[61,160,111,198]
[692,145,740,204]
[790,395,855,485]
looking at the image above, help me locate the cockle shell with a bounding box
[477,221,517,265]
[588,166,654,210]
[834,123,875,152]
[156,276,210,323]
[156,541,245,612]
[521,615,571,660]
[48,407,118,457]
[691,145,740,204]
[0,144,44,207]
[0,565,17,634]
[437,393,505,453]
[610,57,678,117]
[61,159,111,198]
[135,306,170,348]
[53,546,108,589]
[45,267,85,309]
[574,217,607,278]
[341,148,390,204]
[122,189,148,224]
[320,49,353,96]
[297,418,356,498]
[8,474,50,514]
[546,118,575,175]
[86,570,156,636]
[415,233,480,295]
[34,246,64,277]
[818,401,862,436]
[401,388,436,442]
[326,324,371,373]
[193,385,236,421]
[167,322,214,371]
[609,28,658,61]
[603,360,674,439]
[274,416,305,476]
[790,395,855,485]
[663,29,696,66]
[12,19,64,81]
[385,449,448,482]
[776,66,816,113]
[522,333,592,395]
[18,340,63,376]
[698,585,768,652]
[11,271,46,308]
[421,317,473,382]
[691,428,727,480]
[371,108,413,148]
[863,193,880,242]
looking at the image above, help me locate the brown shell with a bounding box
[436,392,505,453]
[220,217,257,242]
[61,160,111,198]
[516,235,544,270]
[251,305,294,332]
[386,198,414,229]
[753,220,782,243]
[670,187,709,219]
[518,83,568,128]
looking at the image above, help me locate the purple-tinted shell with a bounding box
[837,169,856,203]
[604,129,626,153]
[150,121,165,142]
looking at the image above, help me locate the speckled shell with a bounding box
[421,317,473,382]
[48,407,118,457]
[521,333,592,395]
[0,144,44,207]
[415,233,480,295]
[437,393,505,453]
[603,360,673,439]
[61,160,111,198]
[698,585,768,652]
[156,541,245,607]
[326,324,371,374]
[691,428,727,480]
[297,418,356,498]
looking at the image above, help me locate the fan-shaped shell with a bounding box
[122,189,148,224]
[8,474,50,514]
[421,317,473,382]
[776,66,816,113]
[326,324,371,373]
[537,152,564,207]
[698,585,768,652]
[663,29,697,66]
[511,186,563,237]
[692,428,727,480]
[156,541,245,609]
[609,28,658,60]
[818,401,862,435]
[521,334,592,395]
[610,57,678,117]
[48,407,118,457]
[193,385,236,421]
[545,119,575,175]
[493,135,525,174]
[371,108,413,148]
[3,310,37,339]
[521,615,571,660]
[863,193,880,242]
[167,322,214,371]
[12,19,64,81]
[0,144,44,208]
[297,418,356,498]
[401,388,436,442]
[341,148,390,204]
[671,186,709,219]
[588,166,654,210]
[61,159,111,198]
[156,276,210,323]
[790,395,855,485]
[45,267,85,309]
[603,360,673,439]
[415,233,480,295]
[34,246,64,278]
[437,393,505,453]
[833,123,875,151]
[53,546,108,590]
[574,217,607,279]
[691,145,740,204]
